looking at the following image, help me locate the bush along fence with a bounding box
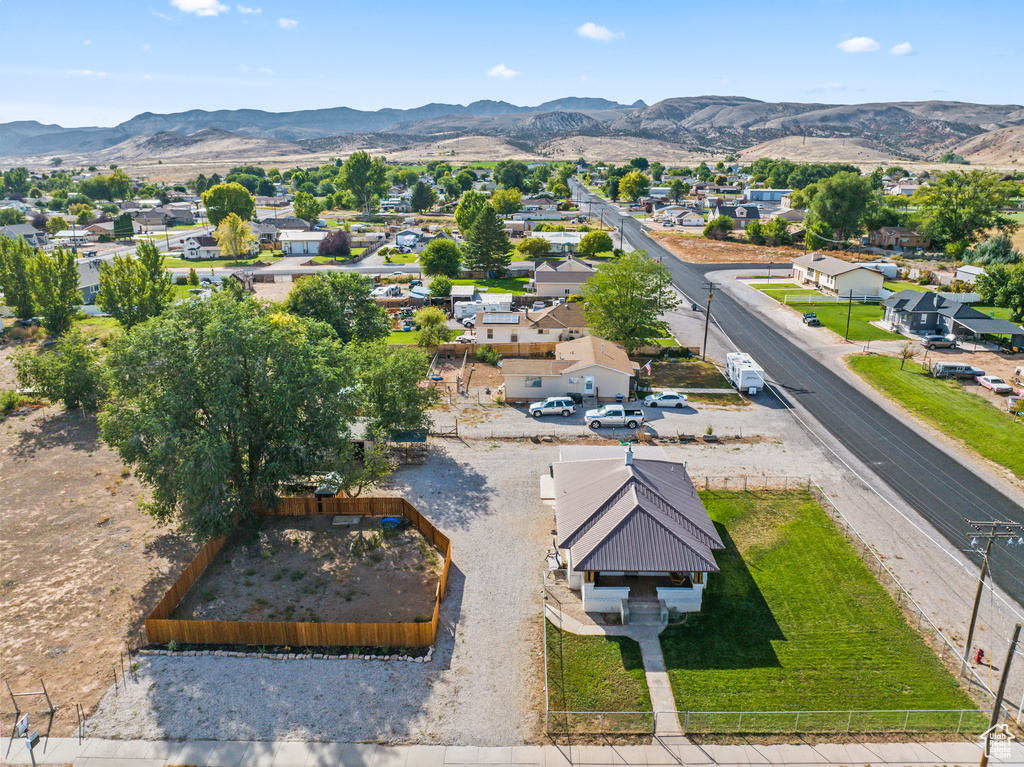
[544,477,1013,736]
[144,496,451,650]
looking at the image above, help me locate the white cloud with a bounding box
[68,70,107,77]
[278,17,298,29]
[141,43,152,50]
[890,42,915,56]
[171,0,229,16]
[83,40,91,45]
[837,36,880,53]
[151,8,172,20]
[237,4,260,12]
[258,67,273,75]
[577,22,622,42]
[486,63,520,79]
[580,74,592,82]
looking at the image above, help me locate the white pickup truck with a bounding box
[584,405,646,429]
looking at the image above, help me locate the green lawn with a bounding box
[162,255,283,268]
[661,491,976,724]
[884,280,933,293]
[547,621,652,732]
[386,330,419,345]
[758,287,902,341]
[849,354,1024,479]
[381,251,419,264]
[747,283,802,290]
[75,315,120,338]
[449,277,530,296]
[304,248,368,264]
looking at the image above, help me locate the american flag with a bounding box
[643,361,652,376]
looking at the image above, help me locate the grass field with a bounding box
[546,621,652,720]
[849,354,1024,479]
[386,330,419,345]
[660,491,976,719]
[162,255,283,268]
[381,252,419,264]
[304,248,368,264]
[450,277,530,296]
[884,280,932,293]
[757,286,902,341]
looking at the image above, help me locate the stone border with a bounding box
[137,645,434,662]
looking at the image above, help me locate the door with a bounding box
[584,376,595,396]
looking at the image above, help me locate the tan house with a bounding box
[792,253,885,297]
[533,255,596,298]
[502,335,637,403]
[475,302,587,344]
[868,227,931,252]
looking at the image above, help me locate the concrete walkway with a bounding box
[544,604,683,737]
[3,735,1021,767]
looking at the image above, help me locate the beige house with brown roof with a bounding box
[533,255,596,298]
[475,302,587,344]
[502,335,637,403]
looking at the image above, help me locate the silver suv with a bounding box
[528,397,576,418]
[920,333,957,349]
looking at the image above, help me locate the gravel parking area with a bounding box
[85,440,554,745]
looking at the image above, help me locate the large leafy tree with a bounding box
[419,238,462,278]
[213,213,258,258]
[284,272,389,344]
[915,170,1020,259]
[809,171,873,242]
[455,190,487,234]
[293,191,321,223]
[976,264,1024,322]
[14,329,104,410]
[493,160,529,191]
[668,179,689,202]
[0,236,36,319]
[318,229,351,259]
[409,181,438,212]
[201,182,255,228]
[97,240,174,328]
[491,188,523,216]
[618,170,651,202]
[99,295,360,539]
[414,306,453,346]
[357,343,439,435]
[579,250,680,353]
[113,212,134,240]
[578,230,613,256]
[342,151,389,214]
[106,169,132,201]
[32,247,81,336]
[462,204,512,275]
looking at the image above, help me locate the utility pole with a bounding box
[701,281,719,361]
[962,521,1023,675]
[844,289,853,342]
[979,623,1020,767]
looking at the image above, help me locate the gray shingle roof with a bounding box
[554,452,724,573]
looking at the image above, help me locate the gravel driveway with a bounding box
[86,440,555,746]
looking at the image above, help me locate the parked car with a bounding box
[932,362,985,379]
[461,317,475,328]
[643,392,689,408]
[802,312,821,326]
[13,317,41,328]
[584,405,645,429]
[977,375,1014,394]
[920,333,957,349]
[81,249,97,257]
[529,397,577,418]
[661,221,674,227]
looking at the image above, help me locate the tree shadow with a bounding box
[660,524,784,671]
[8,409,103,459]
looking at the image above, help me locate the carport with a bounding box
[950,316,1024,352]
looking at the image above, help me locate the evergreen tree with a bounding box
[462,204,512,275]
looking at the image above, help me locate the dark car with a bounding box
[802,312,821,326]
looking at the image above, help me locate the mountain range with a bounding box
[2,96,1023,163]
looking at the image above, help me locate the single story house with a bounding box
[250,221,280,245]
[676,210,705,227]
[886,183,920,197]
[77,258,102,304]
[767,207,804,224]
[381,198,413,213]
[554,444,725,617]
[708,205,760,229]
[53,230,90,247]
[475,302,587,344]
[502,335,637,403]
[746,188,792,202]
[261,216,310,232]
[882,289,1024,343]
[279,230,328,255]
[955,265,984,285]
[181,235,223,259]
[0,223,48,249]
[85,221,115,240]
[531,231,585,254]
[792,253,885,297]
[868,227,931,252]
[533,254,596,298]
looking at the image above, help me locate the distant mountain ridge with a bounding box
[2,96,1022,161]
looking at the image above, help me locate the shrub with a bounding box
[476,345,502,365]
[175,274,188,285]
[430,275,452,297]
[1,389,34,416]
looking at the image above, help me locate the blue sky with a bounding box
[1,0,1021,127]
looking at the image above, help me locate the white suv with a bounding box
[528,397,577,418]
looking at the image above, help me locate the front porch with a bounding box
[580,572,706,618]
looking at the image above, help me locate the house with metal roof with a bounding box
[553,445,725,619]
[882,289,1024,343]
[533,254,596,298]
[475,302,587,344]
[502,335,637,403]
[792,253,885,297]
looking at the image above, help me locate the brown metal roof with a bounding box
[501,359,574,376]
[554,452,724,573]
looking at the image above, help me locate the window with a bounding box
[511,332,518,342]
[486,328,493,340]
[538,328,546,335]
[564,288,571,295]
[524,376,542,388]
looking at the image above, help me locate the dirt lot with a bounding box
[919,345,1024,407]
[635,360,732,389]
[172,516,441,624]
[650,232,818,264]
[429,352,503,392]
[0,405,197,735]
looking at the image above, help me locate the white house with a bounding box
[531,231,585,254]
[53,230,90,247]
[279,230,328,255]
[533,255,596,298]
[502,334,637,403]
[792,253,885,297]
[956,265,984,285]
[553,444,725,618]
[181,235,222,259]
[676,210,705,227]
[475,302,587,344]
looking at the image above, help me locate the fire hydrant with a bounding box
[975,648,985,664]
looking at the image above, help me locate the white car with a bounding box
[461,317,475,328]
[643,392,689,408]
[977,375,1014,394]
[528,397,577,418]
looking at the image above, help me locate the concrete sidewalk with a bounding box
[3,736,1021,767]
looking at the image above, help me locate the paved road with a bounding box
[572,180,1024,600]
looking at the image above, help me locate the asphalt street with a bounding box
[572,180,1024,600]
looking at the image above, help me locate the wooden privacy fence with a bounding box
[435,341,558,356]
[145,496,451,648]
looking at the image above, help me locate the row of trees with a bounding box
[0,239,84,336]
